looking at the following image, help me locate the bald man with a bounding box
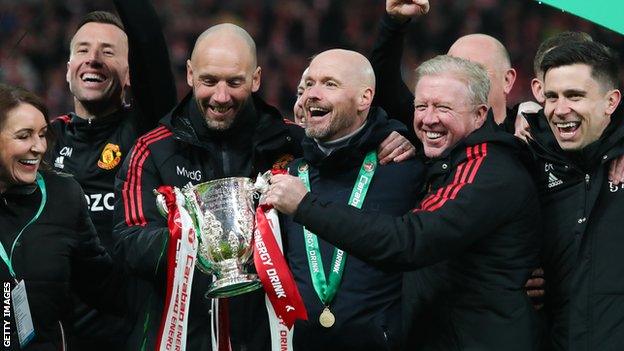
[278,49,425,350]
[112,23,303,351]
[371,0,520,133]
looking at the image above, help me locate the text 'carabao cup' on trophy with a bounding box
[155,177,262,298]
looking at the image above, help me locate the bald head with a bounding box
[186,23,262,131]
[448,34,511,70]
[447,34,516,124]
[302,49,376,142]
[311,49,376,91]
[191,23,257,68]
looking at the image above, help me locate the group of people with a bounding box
[0,0,623,351]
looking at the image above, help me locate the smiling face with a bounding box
[543,63,620,151]
[186,33,260,131]
[301,50,373,142]
[0,103,48,192]
[413,74,487,158]
[66,22,129,117]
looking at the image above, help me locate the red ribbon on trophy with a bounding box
[253,170,307,330]
[155,185,198,351]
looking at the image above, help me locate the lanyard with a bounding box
[298,151,377,305]
[0,172,47,279]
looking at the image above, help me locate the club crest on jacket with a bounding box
[98,143,122,170]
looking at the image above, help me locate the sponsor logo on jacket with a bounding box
[176,166,202,182]
[98,143,122,170]
[85,192,115,212]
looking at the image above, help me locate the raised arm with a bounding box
[371,0,429,131]
[114,0,177,132]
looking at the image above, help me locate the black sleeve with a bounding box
[112,141,169,283]
[370,13,416,136]
[70,185,126,314]
[292,149,526,270]
[114,0,177,133]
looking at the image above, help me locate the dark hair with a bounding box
[75,11,124,33]
[0,83,49,130]
[540,40,620,90]
[0,84,54,167]
[533,31,593,77]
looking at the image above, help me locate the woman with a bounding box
[0,84,122,350]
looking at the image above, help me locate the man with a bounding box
[372,0,518,133]
[47,5,176,350]
[267,55,541,350]
[281,49,425,350]
[112,23,303,351]
[524,40,624,350]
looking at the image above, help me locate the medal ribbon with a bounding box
[298,151,376,305]
[0,172,46,280]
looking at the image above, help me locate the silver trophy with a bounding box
[155,177,263,298]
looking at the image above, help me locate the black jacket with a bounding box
[292,115,541,350]
[370,13,519,137]
[525,106,624,351]
[112,92,302,351]
[45,0,177,348]
[282,107,425,351]
[0,170,122,351]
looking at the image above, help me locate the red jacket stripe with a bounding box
[418,143,488,212]
[123,126,172,226]
[123,127,165,226]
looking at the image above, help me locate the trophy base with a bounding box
[207,274,262,298]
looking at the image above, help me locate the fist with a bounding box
[265,174,309,215]
[387,0,430,21]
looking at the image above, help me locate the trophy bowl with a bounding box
[181,177,262,298]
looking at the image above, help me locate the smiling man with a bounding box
[113,23,303,351]
[524,40,624,350]
[47,6,177,351]
[267,55,541,350]
[278,49,425,350]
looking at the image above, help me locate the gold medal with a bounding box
[319,307,335,328]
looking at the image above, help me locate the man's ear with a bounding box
[531,78,545,104]
[605,89,622,115]
[474,104,488,129]
[186,59,194,87]
[357,87,374,112]
[251,66,262,93]
[503,68,517,95]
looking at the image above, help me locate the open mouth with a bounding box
[209,105,233,115]
[554,121,581,137]
[308,106,330,119]
[425,131,445,140]
[81,72,106,83]
[19,159,39,167]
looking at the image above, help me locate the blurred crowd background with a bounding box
[1,0,623,119]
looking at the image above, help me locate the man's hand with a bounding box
[378,131,416,165]
[386,0,430,22]
[609,155,624,185]
[265,174,309,215]
[525,268,545,310]
[514,101,541,143]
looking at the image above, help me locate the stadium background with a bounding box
[1,0,623,119]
